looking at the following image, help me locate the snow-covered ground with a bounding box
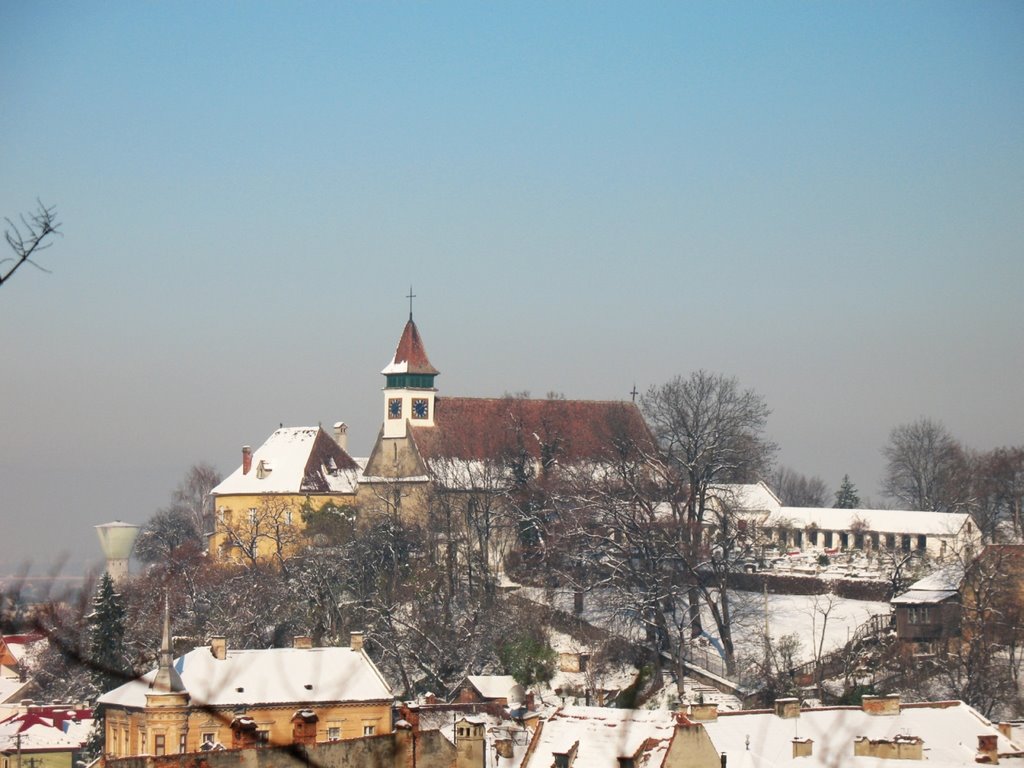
[518,585,889,669]
[727,590,890,663]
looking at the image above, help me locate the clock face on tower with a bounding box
[388,398,402,419]
[412,398,429,419]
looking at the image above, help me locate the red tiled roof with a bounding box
[300,428,360,492]
[410,397,654,464]
[386,319,439,376]
[1,634,44,645]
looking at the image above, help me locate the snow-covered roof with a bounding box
[906,564,965,592]
[211,427,360,496]
[523,706,677,768]
[98,645,392,710]
[466,675,520,701]
[891,590,958,605]
[0,711,93,752]
[700,484,972,538]
[892,564,965,604]
[0,722,82,751]
[1,634,45,664]
[711,482,783,512]
[764,506,971,537]
[0,677,30,705]
[701,700,1022,767]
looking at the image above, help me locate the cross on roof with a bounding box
[407,285,416,320]
[630,384,639,403]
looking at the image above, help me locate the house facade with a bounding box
[98,612,392,759]
[208,426,360,564]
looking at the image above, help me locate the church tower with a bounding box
[381,309,439,439]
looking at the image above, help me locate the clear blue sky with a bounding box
[2,2,1022,573]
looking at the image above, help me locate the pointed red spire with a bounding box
[382,318,439,376]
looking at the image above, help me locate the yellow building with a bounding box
[97,611,393,759]
[209,425,360,564]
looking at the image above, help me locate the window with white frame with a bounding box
[907,606,932,624]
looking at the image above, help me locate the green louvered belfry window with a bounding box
[386,374,435,389]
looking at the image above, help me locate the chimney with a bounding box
[393,719,415,768]
[242,446,252,475]
[293,635,312,649]
[401,702,420,731]
[854,735,923,760]
[977,734,999,764]
[690,703,719,722]
[525,690,536,712]
[998,723,1013,739]
[333,422,348,452]
[424,692,437,705]
[774,698,800,719]
[792,738,813,758]
[350,631,364,652]
[210,636,227,660]
[862,693,900,715]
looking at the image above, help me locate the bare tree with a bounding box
[135,463,221,563]
[641,371,776,647]
[882,418,972,512]
[770,466,829,507]
[939,545,1024,718]
[972,447,1024,541]
[2,201,61,287]
[134,506,201,564]
[215,496,304,572]
[171,462,222,536]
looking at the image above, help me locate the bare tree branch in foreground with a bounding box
[2,200,61,287]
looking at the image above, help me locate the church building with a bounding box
[356,312,653,520]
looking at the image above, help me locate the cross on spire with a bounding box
[630,384,639,403]
[407,285,416,320]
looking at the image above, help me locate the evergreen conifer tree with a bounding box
[833,474,861,509]
[87,573,129,696]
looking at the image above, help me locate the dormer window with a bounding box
[256,460,273,479]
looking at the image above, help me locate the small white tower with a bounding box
[95,521,140,585]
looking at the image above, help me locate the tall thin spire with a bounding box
[407,285,416,321]
[150,594,185,693]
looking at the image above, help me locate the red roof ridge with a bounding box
[435,395,636,405]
